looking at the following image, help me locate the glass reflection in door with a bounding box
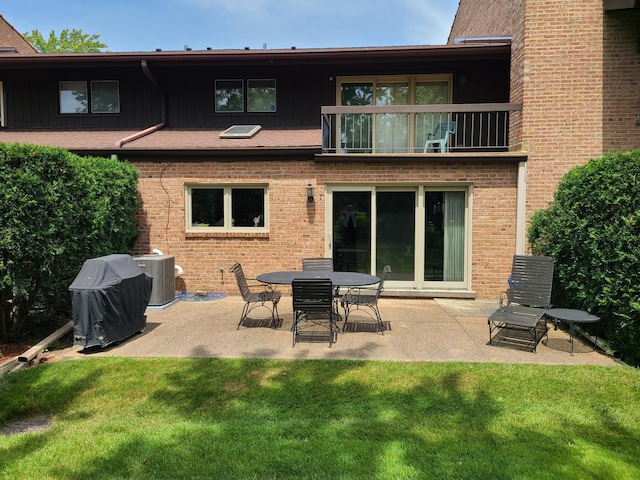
[425,191,465,282]
[332,191,371,273]
[376,191,415,281]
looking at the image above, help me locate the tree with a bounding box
[0,143,139,342]
[23,28,107,53]
[528,149,640,365]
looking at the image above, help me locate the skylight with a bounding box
[219,124,262,139]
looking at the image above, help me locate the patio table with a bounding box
[257,270,380,323]
[545,308,601,356]
[256,270,379,287]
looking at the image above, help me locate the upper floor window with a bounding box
[214,79,276,113]
[215,79,243,112]
[247,79,276,112]
[59,80,120,114]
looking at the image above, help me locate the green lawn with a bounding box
[1,358,639,479]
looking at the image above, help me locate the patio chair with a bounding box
[229,262,281,329]
[302,257,334,271]
[487,255,554,352]
[302,257,340,310]
[340,264,391,334]
[292,278,336,347]
[423,121,457,153]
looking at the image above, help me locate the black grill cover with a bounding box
[69,254,153,348]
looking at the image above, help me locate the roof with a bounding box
[0,42,511,67]
[0,41,511,156]
[0,127,322,155]
[0,15,37,54]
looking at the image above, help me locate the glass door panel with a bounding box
[425,191,465,282]
[414,81,450,152]
[375,82,409,153]
[376,191,416,281]
[340,83,373,153]
[332,191,372,273]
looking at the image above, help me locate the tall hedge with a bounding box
[0,143,140,341]
[528,149,640,365]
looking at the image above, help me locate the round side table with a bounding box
[546,308,600,356]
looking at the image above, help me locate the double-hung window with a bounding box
[186,185,268,232]
[59,80,120,114]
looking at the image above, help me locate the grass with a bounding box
[1,358,639,479]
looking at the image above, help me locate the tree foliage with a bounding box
[0,143,139,341]
[23,28,107,53]
[528,149,640,365]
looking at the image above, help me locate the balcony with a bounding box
[320,103,524,158]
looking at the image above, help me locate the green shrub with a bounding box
[0,143,140,341]
[528,149,640,365]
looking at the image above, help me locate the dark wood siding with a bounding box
[0,56,509,130]
[2,66,161,128]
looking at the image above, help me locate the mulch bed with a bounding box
[0,343,32,364]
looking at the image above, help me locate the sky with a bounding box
[1,0,459,52]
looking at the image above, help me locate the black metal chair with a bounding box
[487,255,554,352]
[229,263,281,329]
[302,257,341,314]
[340,265,391,334]
[302,257,334,271]
[292,278,336,347]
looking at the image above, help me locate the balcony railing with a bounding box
[321,103,523,155]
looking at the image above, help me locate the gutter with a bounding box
[116,59,166,148]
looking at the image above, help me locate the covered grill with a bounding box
[69,254,152,348]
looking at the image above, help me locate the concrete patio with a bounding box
[56,296,619,366]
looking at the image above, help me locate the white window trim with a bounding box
[185,184,269,233]
[335,74,453,154]
[325,183,471,291]
[336,74,453,105]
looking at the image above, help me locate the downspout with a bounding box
[115,59,166,148]
[515,161,527,254]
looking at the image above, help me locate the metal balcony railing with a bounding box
[320,103,523,154]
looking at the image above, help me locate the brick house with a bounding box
[450,0,640,219]
[0,2,637,300]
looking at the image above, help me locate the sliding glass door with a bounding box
[328,186,468,290]
[337,75,452,154]
[424,191,465,283]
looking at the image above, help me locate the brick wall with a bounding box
[448,0,523,44]
[131,159,518,299]
[603,10,640,152]
[450,0,640,228]
[522,0,605,215]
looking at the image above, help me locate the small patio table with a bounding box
[545,308,600,356]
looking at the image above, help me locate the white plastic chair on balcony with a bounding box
[423,121,457,153]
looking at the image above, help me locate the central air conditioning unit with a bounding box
[133,255,175,306]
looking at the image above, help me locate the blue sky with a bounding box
[2,0,459,52]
